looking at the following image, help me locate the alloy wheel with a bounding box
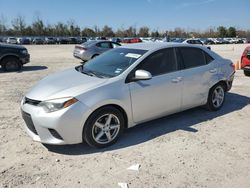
[212,86,224,108]
[92,114,120,144]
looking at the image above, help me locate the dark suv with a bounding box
[0,43,30,71]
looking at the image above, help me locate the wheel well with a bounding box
[91,104,128,128]
[214,80,228,91]
[0,55,20,65]
[91,54,99,59]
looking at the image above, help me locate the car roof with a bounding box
[119,42,204,51]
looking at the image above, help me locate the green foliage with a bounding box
[227,27,236,37]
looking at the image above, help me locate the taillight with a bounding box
[230,62,235,69]
[75,46,87,51]
[242,50,247,57]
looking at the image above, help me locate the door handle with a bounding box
[209,68,217,73]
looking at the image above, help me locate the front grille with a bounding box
[24,97,41,106]
[21,110,38,135]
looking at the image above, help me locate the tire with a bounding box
[83,106,125,148]
[244,70,250,77]
[1,57,22,72]
[206,83,225,111]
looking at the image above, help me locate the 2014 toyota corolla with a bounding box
[21,43,235,148]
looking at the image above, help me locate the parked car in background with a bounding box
[73,40,121,62]
[7,37,18,44]
[81,37,88,43]
[56,37,69,44]
[182,39,203,45]
[96,37,107,40]
[32,38,44,45]
[200,38,215,45]
[21,43,234,147]
[45,37,56,44]
[0,43,30,71]
[241,46,250,76]
[122,38,142,43]
[68,37,78,44]
[111,37,122,43]
[171,38,185,43]
[17,37,31,45]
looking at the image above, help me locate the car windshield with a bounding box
[77,48,147,78]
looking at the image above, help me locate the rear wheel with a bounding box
[2,57,22,72]
[206,83,225,111]
[83,106,124,148]
[244,70,250,77]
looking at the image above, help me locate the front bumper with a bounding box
[20,98,92,145]
[242,66,250,71]
[20,54,30,64]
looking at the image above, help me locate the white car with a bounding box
[182,39,203,45]
[21,43,235,148]
[6,37,17,44]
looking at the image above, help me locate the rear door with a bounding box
[176,47,216,110]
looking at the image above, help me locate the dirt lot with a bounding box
[0,44,250,188]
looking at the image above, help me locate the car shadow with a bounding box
[44,92,250,155]
[0,66,47,73]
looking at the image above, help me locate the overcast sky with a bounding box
[0,0,249,31]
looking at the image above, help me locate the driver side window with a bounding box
[137,48,177,76]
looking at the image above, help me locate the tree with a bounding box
[81,27,95,37]
[32,18,45,36]
[54,22,68,36]
[151,30,160,38]
[67,19,80,36]
[227,27,236,37]
[0,15,7,35]
[138,26,149,37]
[101,25,114,37]
[11,15,26,36]
[217,26,227,37]
[125,26,137,37]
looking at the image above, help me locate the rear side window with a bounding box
[96,42,111,48]
[137,48,177,76]
[204,52,214,64]
[179,47,206,69]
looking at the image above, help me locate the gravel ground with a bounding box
[0,44,250,188]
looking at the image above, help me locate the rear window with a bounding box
[179,47,206,69]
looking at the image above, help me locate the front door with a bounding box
[128,48,183,123]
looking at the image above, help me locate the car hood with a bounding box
[26,68,108,101]
[0,43,26,50]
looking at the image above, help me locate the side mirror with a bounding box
[133,70,152,81]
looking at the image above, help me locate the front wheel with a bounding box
[2,57,22,72]
[244,70,250,77]
[206,83,225,111]
[83,106,125,148]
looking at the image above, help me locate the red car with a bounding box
[241,46,250,76]
[122,38,142,43]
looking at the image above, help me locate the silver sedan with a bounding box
[73,40,121,62]
[21,43,235,148]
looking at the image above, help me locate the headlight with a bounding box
[39,97,78,113]
[20,49,28,54]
